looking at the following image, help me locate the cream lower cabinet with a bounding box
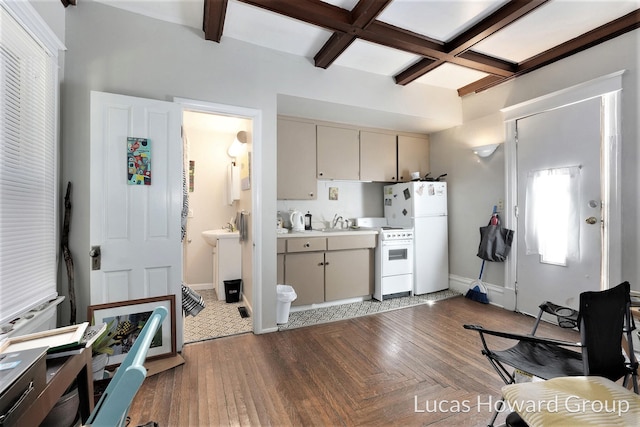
[277,239,285,284]
[325,249,372,301]
[286,250,372,306]
[283,234,375,306]
[285,252,326,306]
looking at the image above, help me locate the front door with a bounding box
[515,97,602,316]
[90,91,183,347]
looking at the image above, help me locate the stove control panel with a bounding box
[380,229,414,241]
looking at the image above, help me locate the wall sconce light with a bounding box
[228,130,247,158]
[472,143,500,158]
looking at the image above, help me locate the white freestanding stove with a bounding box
[355,218,414,301]
[374,228,414,301]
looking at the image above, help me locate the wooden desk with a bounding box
[14,347,94,426]
[502,376,640,426]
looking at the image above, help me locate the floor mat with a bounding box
[183,288,462,341]
[278,289,461,331]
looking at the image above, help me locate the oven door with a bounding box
[380,241,413,276]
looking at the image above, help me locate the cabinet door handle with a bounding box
[318,262,324,266]
[318,172,324,177]
[304,242,310,248]
[324,262,330,266]
[309,192,314,197]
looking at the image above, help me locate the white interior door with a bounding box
[90,91,183,347]
[515,97,602,316]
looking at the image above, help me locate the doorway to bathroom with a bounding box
[181,108,254,342]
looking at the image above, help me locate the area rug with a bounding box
[278,289,461,331]
[183,289,252,343]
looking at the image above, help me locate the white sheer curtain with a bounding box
[525,166,581,265]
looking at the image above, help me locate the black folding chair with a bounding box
[464,281,639,427]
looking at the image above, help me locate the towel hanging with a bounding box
[236,210,249,242]
[227,162,240,205]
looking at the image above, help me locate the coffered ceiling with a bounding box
[86,0,640,96]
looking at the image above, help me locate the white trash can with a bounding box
[276,284,297,324]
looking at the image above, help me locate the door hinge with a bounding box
[514,205,519,218]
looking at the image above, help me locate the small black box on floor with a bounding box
[224,279,242,303]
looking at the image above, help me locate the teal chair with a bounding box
[85,306,168,427]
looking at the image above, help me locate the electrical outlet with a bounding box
[497,199,504,211]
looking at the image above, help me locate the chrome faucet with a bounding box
[331,214,343,229]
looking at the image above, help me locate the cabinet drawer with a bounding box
[277,239,286,254]
[0,347,47,426]
[286,237,327,253]
[327,234,376,250]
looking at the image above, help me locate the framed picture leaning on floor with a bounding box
[88,295,176,367]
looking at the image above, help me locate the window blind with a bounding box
[0,4,58,326]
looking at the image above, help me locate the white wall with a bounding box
[430,29,640,296]
[429,114,505,288]
[30,0,65,44]
[59,2,462,332]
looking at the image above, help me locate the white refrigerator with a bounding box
[384,182,449,295]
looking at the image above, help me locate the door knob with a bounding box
[585,216,598,225]
[90,245,101,270]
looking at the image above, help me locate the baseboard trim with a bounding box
[188,283,214,291]
[241,294,253,315]
[449,274,507,308]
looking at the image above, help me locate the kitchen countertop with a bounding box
[277,229,378,238]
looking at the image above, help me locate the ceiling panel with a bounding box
[473,0,640,62]
[320,0,360,9]
[377,0,508,41]
[333,39,420,76]
[415,62,490,89]
[225,1,332,57]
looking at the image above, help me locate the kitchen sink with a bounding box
[321,228,367,233]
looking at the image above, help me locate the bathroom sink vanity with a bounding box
[202,229,241,301]
[277,230,377,306]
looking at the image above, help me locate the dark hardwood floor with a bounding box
[128,296,579,426]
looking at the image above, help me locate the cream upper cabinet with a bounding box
[277,118,317,200]
[398,134,430,182]
[316,125,360,180]
[360,131,397,182]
